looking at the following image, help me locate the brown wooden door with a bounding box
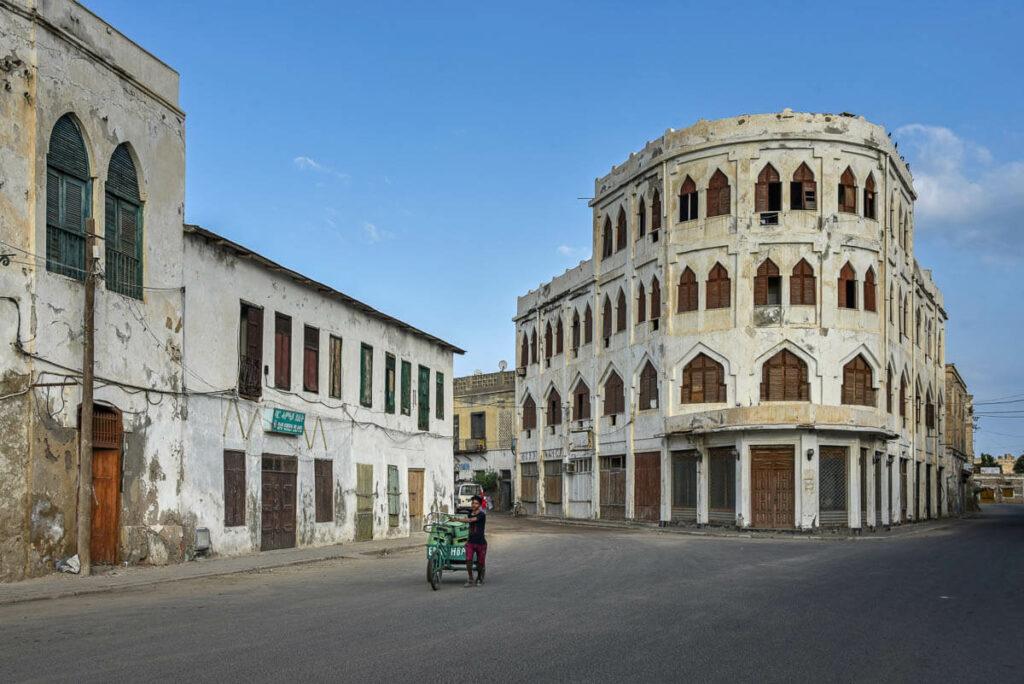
[408,469,424,530]
[90,448,120,564]
[634,451,661,522]
[750,446,794,529]
[600,456,626,520]
[899,460,908,522]
[261,455,297,551]
[355,463,374,541]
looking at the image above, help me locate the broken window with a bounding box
[791,162,817,210]
[679,175,699,221]
[755,163,782,213]
[863,173,877,219]
[238,302,263,400]
[754,258,781,306]
[838,166,857,213]
[838,262,857,309]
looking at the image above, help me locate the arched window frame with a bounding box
[677,266,698,313]
[544,322,553,360]
[841,354,876,407]
[105,143,143,299]
[790,258,816,306]
[46,114,91,281]
[864,267,877,312]
[755,163,781,213]
[615,289,627,332]
[886,365,893,413]
[638,362,659,411]
[522,394,537,431]
[546,388,563,427]
[571,310,580,353]
[616,207,628,251]
[679,175,698,222]
[791,162,817,210]
[530,328,538,364]
[706,170,731,218]
[838,261,858,309]
[760,349,810,402]
[863,173,877,219]
[636,282,647,324]
[602,217,613,258]
[838,167,857,213]
[650,276,662,321]
[584,304,593,345]
[555,317,564,355]
[602,295,612,341]
[637,196,646,239]
[603,371,625,416]
[681,353,726,404]
[706,262,731,310]
[520,333,529,368]
[754,258,781,306]
[651,189,662,234]
[573,379,591,421]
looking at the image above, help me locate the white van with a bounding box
[454,483,483,514]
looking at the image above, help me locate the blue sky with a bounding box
[85,0,1024,458]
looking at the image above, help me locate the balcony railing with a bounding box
[238,354,262,399]
[454,437,487,454]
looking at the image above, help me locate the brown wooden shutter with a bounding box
[544,322,553,359]
[707,170,730,218]
[637,197,646,238]
[584,305,593,344]
[556,318,564,354]
[616,289,626,332]
[790,259,815,306]
[616,207,627,251]
[520,334,529,367]
[603,297,612,338]
[652,190,662,231]
[571,313,580,350]
[315,459,333,522]
[523,396,537,430]
[274,313,291,390]
[303,325,319,393]
[650,278,661,319]
[637,283,647,323]
[864,267,877,312]
[223,451,246,527]
[754,259,778,306]
[838,262,856,309]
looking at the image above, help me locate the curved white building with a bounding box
[514,111,949,530]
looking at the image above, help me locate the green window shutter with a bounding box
[46,115,89,282]
[360,344,373,407]
[385,353,396,414]
[400,361,411,415]
[417,365,430,431]
[387,465,400,527]
[435,371,444,420]
[104,144,143,299]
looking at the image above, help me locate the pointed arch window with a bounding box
[650,276,661,322]
[615,289,627,332]
[571,310,581,352]
[760,349,809,402]
[604,372,625,415]
[639,362,659,410]
[842,355,875,406]
[555,317,564,355]
[616,207,627,251]
[886,365,893,413]
[584,304,593,345]
[707,170,730,218]
[899,374,908,427]
[754,258,781,306]
[651,189,662,234]
[863,173,877,219]
[838,262,857,309]
[791,162,817,210]
[602,217,613,258]
[925,390,935,431]
[636,282,647,324]
[706,263,731,310]
[864,267,877,312]
[105,143,143,298]
[522,395,537,431]
[520,333,529,368]
[544,322,553,360]
[755,163,782,213]
[888,284,895,324]
[530,328,538,364]
[573,380,591,421]
[790,258,816,306]
[46,114,91,281]
[602,295,612,341]
[547,389,562,426]
[637,196,646,239]
[681,354,726,404]
[679,175,698,221]
[677,267,698,313]
[838,167,857,213]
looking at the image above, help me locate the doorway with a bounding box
[408,469,424,530]
[633,452,661,522]
[356,463,374,541]
[89,405,123,565]
[750,446,795,529]
[260,455,297,551]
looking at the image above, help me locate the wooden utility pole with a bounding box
[76,218,97,576]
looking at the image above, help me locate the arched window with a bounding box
[706,262,731,310]
[650,277,661,321]
[677,267,698,313]
[637,196,646,239]
[864,267,877,312]
[679,175,698,221]
[899,373,908,426]
[838,167,857,213]
[544,322,553,360]
[790,258,816,306]
[616,207,627,251]
[638,362,659,410]
[903,211,911,251]
[915,308,922,346]
[636,282,647,324]
[915,381,923,426]
[522,395,537,431]
[530,328,538,364]
[602,295,612,340]
[105,144,143,298]
[842,355,875,406]
[46,114,91,280]
[886,365,893,413]
[760,349,809,402]
[573,379,591,421]
[888,284,894,324]
[898,210,906,250]
[755,163,781,213]
[838,262,857,309]
[555,317,564,355]
[681,353,726,404]
[584,304,593,345]
[791,162,817,210]
[520,333,529,368]
[707,170,731,218]
[925,390,935,430]
[602,217,613,258]
[571,311,580,352]
[651,189,662,233]
[863,173,877,219]
[754,258,781,306]
[616,289,627,332]
[604,371,625,415]
[903,296,910,338]
[547,389,562,426]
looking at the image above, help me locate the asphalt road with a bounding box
[1,506,1022,683]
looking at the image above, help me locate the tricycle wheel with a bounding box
[428,558,441,590]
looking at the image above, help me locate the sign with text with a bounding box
[263,407,305,435]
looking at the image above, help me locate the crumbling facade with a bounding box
[515,111,955,530]
[944,363,973,513]
[453,370,516,508]
[0,0,458,582]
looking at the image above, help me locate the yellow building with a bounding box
[453,370,516,508]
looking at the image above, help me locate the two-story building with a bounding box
[453,370,516,509]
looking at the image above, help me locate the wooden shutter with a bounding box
[274,313,291,390]
[556,318,564,354]
[520,334,529,367]
[707,170,730,218]
[637,283,646,323]
[864,267,877,312]
[574,381,591,420]
[360,344,373,407]
[754,259,778,306]
[417,365,430,430]
[329,336,342,398]
[604,373,624,415]
[547,389,562,426]
[637,197,646,238]
[706,263,730,310]
[602,218,613,257]
[385,353,396,414]
[401,360,411,415]
[616,289,626,332]
[523,396,537,430]
[650,277,661,320]
[223,451,246,527]
[651,190,662,231]
[838,262,856,309]
[839,167,857,213]
[544,323,553,359]
[530,329,538,363]
[571,312,580,350]
[755,164,779,212]
[315,459,333,522]
[435,372,444,420]
[762,350,808,401]
[602,297,612,338]
[584,305,593,344]
[678,267,698,312]
[790,259,816,306]
[639,363,658,410]
[303,326,319,393]
[616,207,627,251]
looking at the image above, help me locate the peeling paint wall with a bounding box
[514,111,952,530]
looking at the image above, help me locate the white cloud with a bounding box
[292,156,351,182]
[557,245,580,257]
[363,222,393,243]
[895,124,1024,255]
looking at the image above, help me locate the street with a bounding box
[1,507,1021,683]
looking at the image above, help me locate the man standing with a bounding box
[455,495,486,587]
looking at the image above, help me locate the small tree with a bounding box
[474,469,499,492]
[980,453,996,467]
[1014,455,1024,474]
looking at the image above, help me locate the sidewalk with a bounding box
[0,532,426,607]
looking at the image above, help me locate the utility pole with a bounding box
[76,217,97,577]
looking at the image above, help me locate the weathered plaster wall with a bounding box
[514,111,952,529]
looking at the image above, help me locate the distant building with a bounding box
[453,370,516,509]
[944,364,974,513]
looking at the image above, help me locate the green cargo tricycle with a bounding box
[424,512,478,590]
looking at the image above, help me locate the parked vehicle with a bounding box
[454,482,483,513]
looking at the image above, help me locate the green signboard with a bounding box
[263,407,305,435]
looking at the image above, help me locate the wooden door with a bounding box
[600,456,626,520]
[750,446,795,529]
[90,448,120,564]
[899,460,908,522]
[634,451,661,522]
[260,456,297,551]
[407,469,424,530]
[356,463,374,541]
